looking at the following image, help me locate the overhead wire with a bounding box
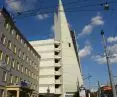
[14,2,105,17]
[13,0,98,14]
[14,8,117,19]
[4,0,117,21]
[13,1,117,18]
[4,0,117,16]
[8,0,106,13]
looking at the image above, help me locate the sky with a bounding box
[0,0,117,90]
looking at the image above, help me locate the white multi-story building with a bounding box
[30,0,83,97]
[0,8,40,97]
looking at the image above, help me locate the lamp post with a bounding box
[46,86,50,97]
[101,30,117,97]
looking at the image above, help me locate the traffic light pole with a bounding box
[101,30,117,97]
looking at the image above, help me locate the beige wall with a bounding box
[30,39,56,94]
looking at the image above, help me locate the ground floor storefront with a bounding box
[0,85,38,97]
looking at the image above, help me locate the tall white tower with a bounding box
[54,0,83,96]
[30,0,83,97]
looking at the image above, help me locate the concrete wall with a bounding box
[30,39,56,94]
[54,0,83,95]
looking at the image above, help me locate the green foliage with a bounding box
[73,91,79,97]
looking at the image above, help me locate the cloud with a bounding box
[37,14,49,20]
[51,25,55,32]
[80,24,93,36]
[92,44,117,64]
[6,1,22,11]
[79,14,104,37]
[107,36,117,43]
[91,15,104,25]
[6,0,38,12]
[92,55,106,64]
[79,43,92,58]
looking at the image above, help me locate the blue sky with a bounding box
[1,0,117,90]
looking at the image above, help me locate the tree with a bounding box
[73,91,79,97]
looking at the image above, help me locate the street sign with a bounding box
[79,90,86,97]
[79,87,86,97]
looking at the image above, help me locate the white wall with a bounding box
[40,77,55,84]
[39,85,55,93]
[30,39,56,94]
[40,60,54,67]
[40,67,55,75]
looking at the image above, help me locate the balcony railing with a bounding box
[55,71,61,76]
[55,63,61,67]
[55,80,61,84]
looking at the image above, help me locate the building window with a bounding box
[20,38,23,44]
[34,74,36,79]
[33,53,34,57]
[37,76,38,81]
[23,53,25,60]
[15,76,19,83]
[17,62,20,70]
[11,29,15,35]
[7,40,11,49]
[55,59,59,63]
[5,55,10,65]
[54,44,59,48]
[1,34,6,44]
[55,51,59,55]
[68,43,71,47]
[25,68,27,75]
[16,33,19,40]
[28,46,30,51]
[32,61,33,66]
[32,73,33,78]
[10,74,13,84]
[24,42,26,47]
[31,50,33,54]
[13,45,17,54]
[2,71,7,81]
[21,65,23,73]
[33,74,35,79]
[5,23,9,30]
[26,56,28,61]
[12,59,15,68]
[0,50,3,60]
[18,49,21,57]
[29,70,30,76]
[34,64,36,69]
[24,67,28,75]
[29,60,31,65]
[1,90,5,97]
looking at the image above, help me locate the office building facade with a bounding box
[0,8,40,97]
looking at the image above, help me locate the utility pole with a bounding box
[101,30,117,97]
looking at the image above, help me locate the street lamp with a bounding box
[101,30,117,97]
[46,86,50,97]
[104,2,109,10]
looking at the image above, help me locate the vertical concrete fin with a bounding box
[54,0,83,94]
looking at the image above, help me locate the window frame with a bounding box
[0,50,3,60]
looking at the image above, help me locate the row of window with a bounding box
[0,34,38,70]
[5,22,39,60]
[0,50,38,81]
[2,71,38,90]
